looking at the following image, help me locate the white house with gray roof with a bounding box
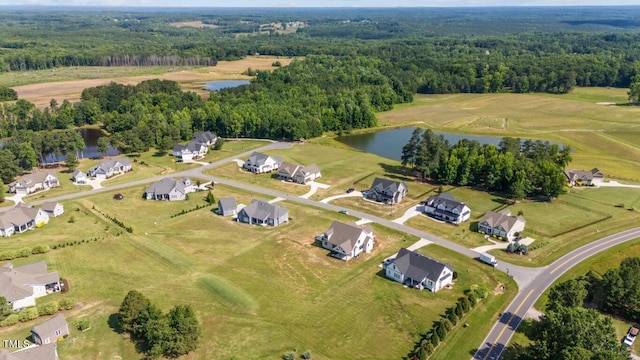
[0,343,59,360]
[71,170,87,184]
[172,141,208,161]
[31,314,69,345]
[41,202,64,218]
[423,192,471,225]
[193,131,217,146]
[277,162,322,184]
[8,172,59,195]
[478,209,526,241]
[237,199,288,226]
[385,248,454,292]
[144,177,194,201]
[0,203,49,237]
[217,197,237,217]
[0,261,61,311]
[366,178,407,204]
[316,220,375,261]
[243,152,282,174]
[87,158,132,179]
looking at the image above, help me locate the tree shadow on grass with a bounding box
[378,163,415,182]
[152,150,168,157]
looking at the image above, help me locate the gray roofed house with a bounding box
[31,314,69,345]
[144,177,194,201]
[71,170,87,184]
[237,199,288,227]
[243,152,282,174]
[277,162,322,184]
[193,131,217,146]
[172,141,208,161]
[423,192,471,225]
[316,220,375,261]
[385,248,454,292]
[564,168,605,187]
[8,172,60,195]
[0,261,61,311]
[41,202,64,217]
[366,177,407,204]
[0,343,59,360]
[87,158,132,179]
[217,197,237,217]
[478,209,526,241]
[0,203,50,237]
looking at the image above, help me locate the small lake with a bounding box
[336,127,553,161]
[42,128,120,163]
[202,80,251,91]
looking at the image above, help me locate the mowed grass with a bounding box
[17,169,89,202]
[199,139,272,163]
[0,183,512,360]
[377,89,640,179]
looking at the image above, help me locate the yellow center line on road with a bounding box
[549,230,640,275]
[482,289,534,360]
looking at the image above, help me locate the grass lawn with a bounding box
[200,139,272,163]
[92,152,198,187]
[0,183,514,360]
[19,170,89,203]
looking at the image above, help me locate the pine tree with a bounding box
[206,191,215,205]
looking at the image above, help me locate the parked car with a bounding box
[624,326,639,346]
[346,188,355,193]
[339,210,348,214]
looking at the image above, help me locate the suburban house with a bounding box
[144,177,194,201]
[217,197,237,217]
[316,220,375,261]
[277,162,322,184]
[478,209,526,241]
[87,158,132,179]
[243,152,283,174]
[0,343,59,360]
[422,192,471,225]
[237,199,288,226]
[172,141,208,161]
[31,314,69,345]
[8,172,60,195]
[0,203,50,237]
[366,178,408,204]
[0,261,61,311]
[193,131,217,146]
[385,248,454,292]
[564,168,605,187]
[71,170,87,184]
[41,202,64,218]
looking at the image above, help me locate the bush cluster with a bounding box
[0,298,75,328]
[0,245,49,261]
[92,205,133,233]
[506,241,528,255]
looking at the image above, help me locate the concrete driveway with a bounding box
[392,205,422,224]
[300,181,330,199]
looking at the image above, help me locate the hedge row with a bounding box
[171,203,211,218]
[0,298,75,328]
[92,205,133,233]
[0,245,49,261]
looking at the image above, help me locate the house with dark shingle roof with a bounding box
[71,170,87,184]
[277,162,322,184]
[0,343,59,360]
[366,177,407,204]
[8,172,59,195]
[478,209,526,241]
[0,203,49,237]
[0,261,61,311]
[237,199,288,226]
[144,178,194,201]
[217,197,237,217]
[316,221,375,261]
[243,152,282,174]
[193,131,217,146]
[31,314,69,345]
[87,158,132,179]
[172,141,208,161]
[423,192,471,225]
[41,202,64,218]
[385,248,454,292]
[564,168,605,187]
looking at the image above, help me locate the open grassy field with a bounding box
[7,56,296,108]
[0,183,512,360]
[199,139,272,163]
[376,88,640,180]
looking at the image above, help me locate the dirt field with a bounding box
[12,56,295,108]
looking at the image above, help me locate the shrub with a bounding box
[38,301,59,316]
[0,314,19,327]
[282,351,296,360]
[458,297,471,313]
[448,312,459,326]
[301,350,312,359]
[59,298,75,310]
[441,318,453,332]
[18,308,39,322]
[76,319,91,331]
[68,216,75,224]
[17,247,32,258]
[430,331,440,347]
[468,292,479,306]
[31,245,49,254]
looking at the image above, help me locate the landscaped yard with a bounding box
[0,183,513,360]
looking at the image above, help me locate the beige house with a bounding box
[32,314,70,345]
[0,203,50,237]
[8,172,59,195]
[316,221,375,261]
[41,202,64,218]
[0,261,61,311]
[276,162,321,184]
[478,209,526,241]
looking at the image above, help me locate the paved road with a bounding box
[473,226,640,360]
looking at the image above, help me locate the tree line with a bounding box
[401,129,571,200]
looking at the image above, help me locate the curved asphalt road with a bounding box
[4,141,640,360]
[473,226,640,360]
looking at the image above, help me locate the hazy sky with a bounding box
[3,0,640,7]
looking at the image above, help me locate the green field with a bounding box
[0,184,512,360]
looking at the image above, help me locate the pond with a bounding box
[42,128,120,163]
[336,127,555,161]
[202,80,251,91]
